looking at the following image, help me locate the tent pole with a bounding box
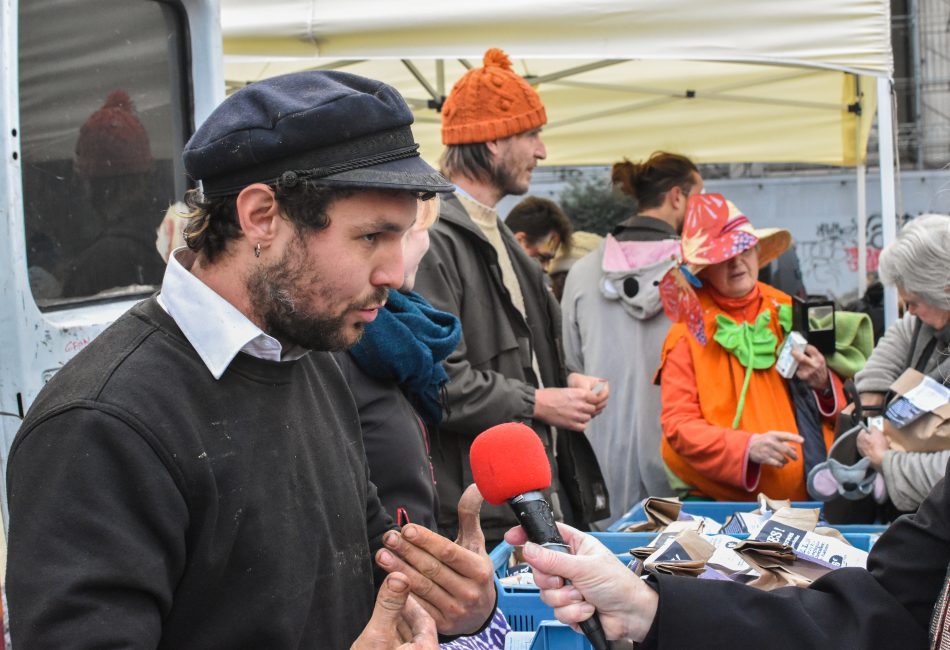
[877,76,898,328]
[857,163,867,299]
[856,75,867,301]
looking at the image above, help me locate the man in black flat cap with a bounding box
[6,71,495,649]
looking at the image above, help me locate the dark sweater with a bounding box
[335,352,440,530]
[7,297,392,649]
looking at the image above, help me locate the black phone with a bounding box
[792,295,836,356]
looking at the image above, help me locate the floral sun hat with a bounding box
[658,193,792,344]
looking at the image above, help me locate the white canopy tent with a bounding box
[221,0,898,318]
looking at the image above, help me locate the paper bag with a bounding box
[884,368,950,452]
[643,530,714,578]
[733,541,833,590]
[705,534,757,580]
[763,506,820,533]
[647,519,705,549]
[753,494,792,514]
[621,497,683,532]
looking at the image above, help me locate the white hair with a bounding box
[878,213,950,308]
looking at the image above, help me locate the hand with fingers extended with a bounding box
[504,522,657,643]
[534,387,597,431]
[748,431,803,467]
[351,573,439,649]
[375,484,496,636]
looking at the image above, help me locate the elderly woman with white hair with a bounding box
[856,213,950,512]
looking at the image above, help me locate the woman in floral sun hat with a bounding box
[655,193,845,501]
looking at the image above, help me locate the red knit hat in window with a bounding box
[441,48,547,145]
[75,90,153,178]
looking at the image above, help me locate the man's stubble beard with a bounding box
[245,237,387,352]
[491,157,530,197]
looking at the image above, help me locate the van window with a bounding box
[18,0,190,309]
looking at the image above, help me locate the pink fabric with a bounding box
[813,372,841,418]
[810,468,840,498]
[601,235,680,272]
[742,440,761,492]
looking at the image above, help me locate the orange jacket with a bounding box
[658,283,843,501]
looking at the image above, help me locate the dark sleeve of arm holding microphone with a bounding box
[510,460,950,648]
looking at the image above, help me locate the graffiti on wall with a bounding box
[796,213,910,297]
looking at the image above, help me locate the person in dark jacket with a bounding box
[336,197,462,530]
[505,453,949,648]
[6,71,496,650]
[414,48,610,548]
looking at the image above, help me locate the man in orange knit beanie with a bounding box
[413,48,611,549]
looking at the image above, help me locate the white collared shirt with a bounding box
[157,248,307,380]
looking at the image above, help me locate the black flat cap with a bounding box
[183,70,454,197]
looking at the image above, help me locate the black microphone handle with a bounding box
[509,492,610,650]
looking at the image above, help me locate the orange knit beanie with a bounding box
[441,48,547,145]
[75,90,152,178]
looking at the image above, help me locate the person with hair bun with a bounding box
[856,213,950,512]
[561,151,702,522]
[610,152,701,225]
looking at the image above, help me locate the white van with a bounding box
[0,0,224,527]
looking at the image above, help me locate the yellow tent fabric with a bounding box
[221,0,891,167]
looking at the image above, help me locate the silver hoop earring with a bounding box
[254,243,261,258]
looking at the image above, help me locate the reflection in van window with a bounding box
[18,0,189,309]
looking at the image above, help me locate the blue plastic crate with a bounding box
[606,500,888,534]
[491,530,878,633]
[525,621,592,649]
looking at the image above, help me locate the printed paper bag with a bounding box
[643,530,714,578]
[765,506,820,533]
[753,513,867,569]
[733,541,832,591]
[884,369,950,452]
[705,534,757,581]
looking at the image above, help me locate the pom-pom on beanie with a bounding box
[75,90,152,178]
[441,48,547,145]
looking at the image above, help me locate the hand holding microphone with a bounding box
[469,423,613,650]
[504,523,658,645]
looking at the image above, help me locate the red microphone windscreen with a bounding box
[469,422,551,505]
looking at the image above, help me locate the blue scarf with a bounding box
[349,290,461,425]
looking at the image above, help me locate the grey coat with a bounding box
[414,195,608,543]
[855,313,950,511]
[854,313,950,393]
[561,216,678,523]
